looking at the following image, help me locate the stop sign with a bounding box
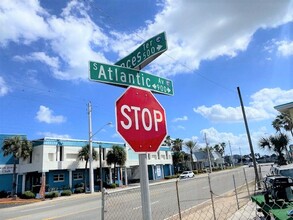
[116,86,167,153]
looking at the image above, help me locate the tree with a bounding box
[77,144,98,191]
[258,133,289,165]
[172,151,184,173]
[272,112,293,137]
[106,145,126,184]
[214,142,226,157]
[163,135,172,147]
[184,140,197,170]
[172,138,183,152]
[2,136,32,197]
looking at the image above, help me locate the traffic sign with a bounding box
[115,32,167,70]
[89,61,174,96]
[116,86,167,153]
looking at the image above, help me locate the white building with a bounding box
[0,136,173,194]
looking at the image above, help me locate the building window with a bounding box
[73,172,83,180]
[48,153,54,161]
[53,174,64,182]
[103,148,106,160]
[66,153,77,161]
[165,151,168,159]
[59,146,63,161]
[29,152,32,163]
[157,151,160,159]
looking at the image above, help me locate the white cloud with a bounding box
[13,52,59,69]
[1,0,293,80]
[194,88,293,122]
[37,132,71,139]
[47,3,109,80]
[276,40,293,56]
[36,105,66,124]
[0,0,50,46]
[113,0,293,77]
[199,127,267,155]
[265,40,293,57]
[1,0,109,81]
[172,115,188,122]
[0,76,10,96]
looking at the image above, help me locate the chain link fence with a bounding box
[103,167,262,220]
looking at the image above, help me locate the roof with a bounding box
[274,101,293,113]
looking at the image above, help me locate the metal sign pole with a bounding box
[139,154,152,220]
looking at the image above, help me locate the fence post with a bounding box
[233,175,240,210]
[176,180,182,220]
[208,174,216,220]
[243,168,251,197]
[102,187,106,220]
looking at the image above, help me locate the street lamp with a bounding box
[88,103,112,193]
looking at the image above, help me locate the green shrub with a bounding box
[164,175,179,179]
[0,190,8,198]
[74,187,84,194]
[45,191,59,199]
[74,183,84,188]
[61,190,72,196]
[108,183,117,188]
[21,191,35,199]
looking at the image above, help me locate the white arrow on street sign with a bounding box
[89,61,174,96]
[115,32,167,70]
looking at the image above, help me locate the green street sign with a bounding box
[115,32,167,70]
[89,61,174,96]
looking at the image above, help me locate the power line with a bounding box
[87,0,237,96]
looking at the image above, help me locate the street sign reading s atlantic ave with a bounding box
[116,86,167,153]
[115,32,167,70]
[89,61,174,96]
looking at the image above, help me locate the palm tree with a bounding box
[259,133,289,165]
[77,144,98,191]
[2,136,32,197]
[172,151,184,173]
[162,135,172,147]
[172,138,183,152]
[106,145,126,185]
[272,113,293,162]
[272,112,293,137]
[184,140,197,170]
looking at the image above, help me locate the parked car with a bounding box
[179,171,194,179]
[272,164,293,178]
[263,175,293,203]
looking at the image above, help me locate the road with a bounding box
[0,165,269,220]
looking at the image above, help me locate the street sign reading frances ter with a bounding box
[115,32,167,70]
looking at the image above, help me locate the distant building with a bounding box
[192,150,224,170]
[274,101,293,117]
[0,135,173,194]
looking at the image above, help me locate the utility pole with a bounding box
[229,141,234,168]
[239,147,243,166]
[88,102,94,193]
[204,133,212,173]
[237,87,260,188]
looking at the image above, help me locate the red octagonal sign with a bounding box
[116,86,167,153]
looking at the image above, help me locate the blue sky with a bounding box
[0,0,293,155]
